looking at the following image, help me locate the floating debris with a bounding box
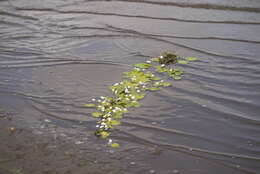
[84,52,198,147]
[9,127,16,133]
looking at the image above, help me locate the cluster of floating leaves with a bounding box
[85,52,198,148]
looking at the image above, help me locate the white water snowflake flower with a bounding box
[146,60,151,63]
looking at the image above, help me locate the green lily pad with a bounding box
[84,103,96,107]
[113,112,123,119]
[130,101,141,107]
[100,131,110,138]
[177,60,188,64]
[174,71,183,76]
[172,75,182,80]
[134,63,152,69]
[110,120,121,126]
[147,87,160,91]
[155,66,167,73]
[110,143,120,148]
[185,57,198,61]
[92,112,103,118]
[151,76,161,81]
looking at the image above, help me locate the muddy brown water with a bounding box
[1,0,260,173]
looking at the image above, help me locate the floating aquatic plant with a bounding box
[85,52,198,147]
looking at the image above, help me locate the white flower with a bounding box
[92,98,96,101]
[146,60,151,63]
[131,96,136,100]
[161,64,165,67]
[97,100,101,102]
[96,125,100,128]
[113,83,119,86]
[100,96,105,99]
[108,139,113,144]
[160,56,163,59]
[137,90,141,93]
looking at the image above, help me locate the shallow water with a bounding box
[1,0,260,173]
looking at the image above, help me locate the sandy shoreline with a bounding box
[0,108,155,174]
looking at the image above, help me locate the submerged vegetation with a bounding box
[85,52,198,147]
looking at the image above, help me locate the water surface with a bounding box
[1,0,260,173]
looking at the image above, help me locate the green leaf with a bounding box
[185,57,198,61]
[110,143,120,148]
[147,87,160,91]
[177,60,188,64]
[131,101,141,107]
[92,112,103,118]
[84,103,96,107]
[113,112,123,119]
[174,71,183,76]
[100,131,110,138]
[110,120,121,126]
[155,66,167,73]
[151,76,161,81]
[134,93,145,100]
[172,75,182,80]
[134,63,152,69]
